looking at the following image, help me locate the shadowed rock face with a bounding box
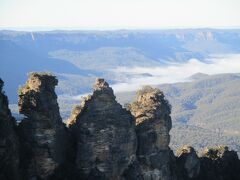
[0,79,19,180]
[176,146,200,179]
[129,86,177,180]
[17,73,69,179]
[67,78,137,180]
[197,146,240,180]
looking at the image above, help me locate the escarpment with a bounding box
[67,78,137,180]
[0,79,19,180]
[0,73,240,180]
[17,73,70,179]
[128,86,177,180]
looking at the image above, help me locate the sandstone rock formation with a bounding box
[67,78,137,180]
[129,86,177,180]
[1,74,240,180]
[197,146,240,180]
[17,73,69,179]
[0,79,19,180]
[176,146,200,179]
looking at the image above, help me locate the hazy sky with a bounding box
[0,0,240,30]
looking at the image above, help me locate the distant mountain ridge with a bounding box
[1,29,240,103]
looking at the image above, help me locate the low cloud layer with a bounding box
[110,54,240,92]
[67,54,240,101]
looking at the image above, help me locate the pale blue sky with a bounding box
[0,0,240,30]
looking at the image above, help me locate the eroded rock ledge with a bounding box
[0,73,239,180]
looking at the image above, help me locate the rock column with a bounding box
[18,73,69,179]
[129,86,177,180]
[67,78,137,180]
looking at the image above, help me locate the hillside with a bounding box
[115,73,240,153]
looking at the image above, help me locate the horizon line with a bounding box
[1,26,240,32]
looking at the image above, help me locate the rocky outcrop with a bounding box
[175,145,240,180]
[0,79,19,180]
[197,146,240,180]
[176,146,200,179]
[129,86,177,180]
[67,78,137,180]
[1,74,240,180]
[17,73,69,179]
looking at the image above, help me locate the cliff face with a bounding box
[0,79,19,180]
[17,73,69,179]
[0,74,240,180]
[67,78,137,180]
[129,86,177,180]
[176,146,200,179]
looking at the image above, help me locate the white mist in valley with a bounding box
[111,54,240,92]
[69,54,240,100]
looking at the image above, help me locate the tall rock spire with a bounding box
[67,78,137,180]
[18,72,69,179]
[129,86,177,180]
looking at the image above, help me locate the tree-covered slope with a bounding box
[116,73,240,154]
